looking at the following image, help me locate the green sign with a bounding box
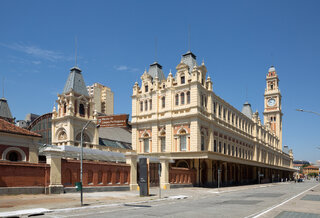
[75,182,82,191]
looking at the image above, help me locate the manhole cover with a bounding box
[301,195,320,201]
[275,211,320,218]
[246,193,284,198]
[222,200,261,205]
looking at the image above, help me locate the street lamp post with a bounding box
[296,109,320,116]
[80,120,95,206]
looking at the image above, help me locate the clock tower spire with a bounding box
[263,66,283,150]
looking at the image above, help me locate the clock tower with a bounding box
[263,66,282,150]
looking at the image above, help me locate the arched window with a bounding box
[186,91,190,104]
[140,101,143,112]
[145,100,148,111]
[179,129,187,151]
[79,104,85,117]
[144,138,149,153]
[76,132,90,142]
[175,94,179,106]
[8,151,19,161]
[181,93,185,105]
[162,96,165,108]
[63,103,67,115]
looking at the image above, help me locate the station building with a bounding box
[131,51,294,187]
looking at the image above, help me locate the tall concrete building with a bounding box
[131,51,294,188]
[87,83,114,115]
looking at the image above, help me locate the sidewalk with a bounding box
[0,182,291,216]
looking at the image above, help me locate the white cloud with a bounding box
[114,65,139,72]
[32,60,41,65]
[0,42,71,62]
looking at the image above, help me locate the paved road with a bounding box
[42,181,320,218]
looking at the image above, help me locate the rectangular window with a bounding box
[161,137,165,152]
[180,135,186,151]
[232,146,234,156]
[162,97,165,108]
[149,99,152,110]
[144,138,149,153]
[214,140,217,152]
[201,136,205,151]
[145,85,148,92]
[219,142,222,153]
[224,143,226,154]
[213,102,216,114]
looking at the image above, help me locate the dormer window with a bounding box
[181,76,185,84]
[145,85,148,92]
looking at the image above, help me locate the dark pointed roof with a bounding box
[0,98,13,119]
[148,62,166,81]
[63,66,89,96]
[241,101,253,119]
[182,51,197,73]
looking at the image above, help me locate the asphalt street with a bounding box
[40,180,320,218]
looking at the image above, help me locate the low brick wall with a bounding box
[169,167,196,185]
[0,161,50,187]
[61,159,130,187]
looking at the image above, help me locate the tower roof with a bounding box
[241,101,253,119]
[268,66,276,72]
[148,62,166,81]
[0,97,13,119]
[182,51,197,73]
[63,66,89,96]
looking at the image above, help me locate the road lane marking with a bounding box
[245,183,320,218]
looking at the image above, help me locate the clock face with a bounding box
[267,98,276,107]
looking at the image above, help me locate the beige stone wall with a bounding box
[131,59,293,169]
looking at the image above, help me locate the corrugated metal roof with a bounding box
[99,127,131,144]
[0,98,13,119]
[63,67,89,96]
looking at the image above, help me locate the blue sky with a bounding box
[0,0,319,163]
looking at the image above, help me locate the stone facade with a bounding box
[131,51,294,188]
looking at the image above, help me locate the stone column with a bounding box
[159,156,171,190]
[45,151,64,194]
[125,152,138,191]
[206,159,213,186]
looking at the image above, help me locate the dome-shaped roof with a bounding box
[268,66,276,73]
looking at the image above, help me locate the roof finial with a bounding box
[155,37,158,63]
[2,76,4,98]
[188,24,191,52]
[202,58,205,65]
[75,36,78,67]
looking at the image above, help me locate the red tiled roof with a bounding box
[304,165,319,169]
[0,118,41,137]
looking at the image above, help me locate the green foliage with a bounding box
[308,172,318,177]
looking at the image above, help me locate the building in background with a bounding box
[16,113,39,128]
[303,165,319,177]
[87,83,114,115]
[131,51,295,188]
[28,113,52,145]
